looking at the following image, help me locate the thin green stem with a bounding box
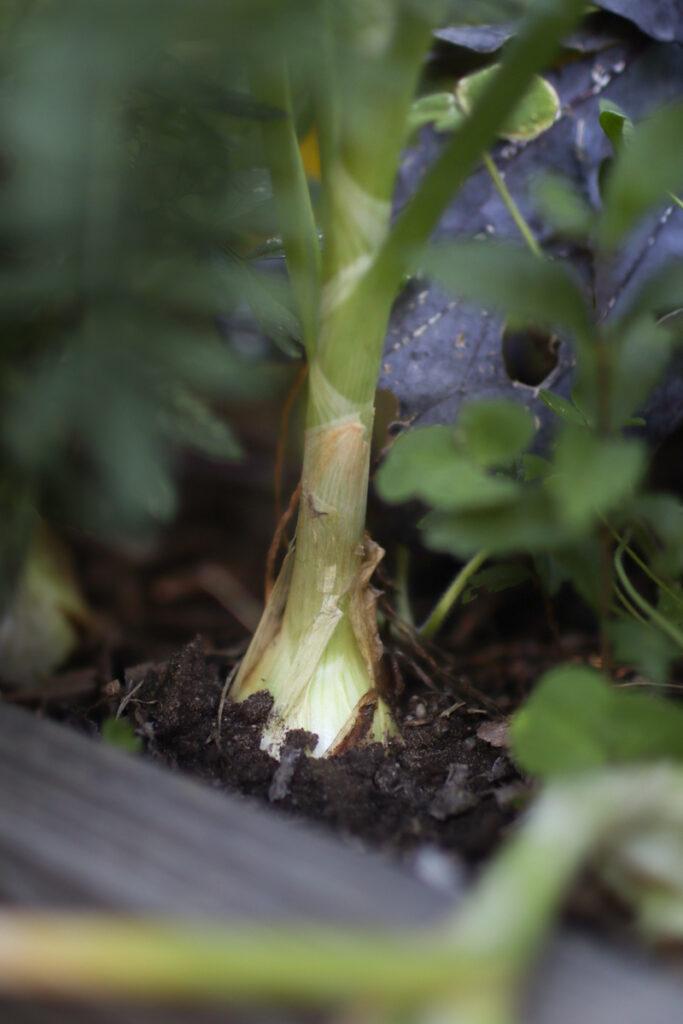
[252,59,321,358]
[607,523,683,609]
[394,544,414,628]
[614,539,683,649]
[420,549,488,641]
[599,523,614,675]
[483,152,542,258]
[614,586,650,626]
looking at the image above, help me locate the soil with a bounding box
[2,446,605,873]
[103,631,634,938]
[4,445,656,934]
[120,637,530,865]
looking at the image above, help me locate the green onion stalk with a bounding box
[232,0,586,757]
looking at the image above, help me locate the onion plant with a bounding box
[231,0,585,756]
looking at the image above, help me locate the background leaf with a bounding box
[381,37,683,442]
[548,429,646,529]
[455,399,535,467]
[416,241,590,336]
[455,66,560,142]
[594,1,683,44]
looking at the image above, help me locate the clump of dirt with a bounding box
[126,638,522,863]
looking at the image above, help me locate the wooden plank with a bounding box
[0,703,440,925]
[0,703,681,1024]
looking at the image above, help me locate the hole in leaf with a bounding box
[501,324,559,386]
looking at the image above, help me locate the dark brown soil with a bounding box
[122,638,523,865]
[6,452,602,872]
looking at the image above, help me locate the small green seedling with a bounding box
[101,717,143,754]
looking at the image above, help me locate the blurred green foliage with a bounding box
[0,0,303,603]
[379,103,683,680]
[512,664,683,776]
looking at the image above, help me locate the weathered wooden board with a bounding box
[0,703,681,1024]
[0,702,438,926]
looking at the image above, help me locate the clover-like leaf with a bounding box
[634,493,683,575]
[538,389,586,425]
[548,428,646,528]
[599,98,634,152]
[422,489,568,556]
[416,240,590,337]
[606,314,676,429]
[532,173,593,240]
[455,399,535,467]
[101,717,143,754]
[456,65,560,142]
[462,561,531,602]
[376,426,519,511]
[511,664,683,779]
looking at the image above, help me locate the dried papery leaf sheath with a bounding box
[232,366,394,757]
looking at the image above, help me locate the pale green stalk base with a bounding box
[234,591,395,757]
[232,370,394,757]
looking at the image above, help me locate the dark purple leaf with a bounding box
[594,1,683,44]
[435,13,627,56]
[381,41,683,442]
[435,23,517,53]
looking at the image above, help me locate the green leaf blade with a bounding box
[600,102,683,247]
[548,429,646,530]
[415,241,591,337]
[456,400,535,468]
[511,664,683,779]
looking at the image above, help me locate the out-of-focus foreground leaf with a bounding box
[0,0,300,558]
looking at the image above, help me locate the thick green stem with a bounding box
[315,6,433,407]
[233,7,431,755]
[231,320,391,756]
